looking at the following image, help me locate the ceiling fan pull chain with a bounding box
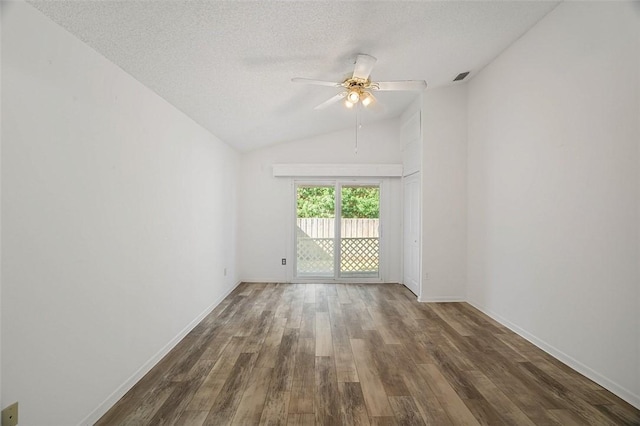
[355,104,360,155]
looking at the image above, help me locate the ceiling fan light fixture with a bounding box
[361,92,373,107]
[344,99,355,108]
[347,90,360,104]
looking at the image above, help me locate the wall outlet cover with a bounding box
[1,402,18,426]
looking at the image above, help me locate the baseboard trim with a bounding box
[467,299,640,410]
[418,296,465,303]
[78,280,242,425]
[241,281,399,285]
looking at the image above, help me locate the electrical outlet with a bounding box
[2,402,18,426]
[281,258,286,265]
[223,267,227,276]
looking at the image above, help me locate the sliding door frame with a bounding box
[292,178,385,283]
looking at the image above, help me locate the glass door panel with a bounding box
[339,185,380,278]
[295,185,335,278]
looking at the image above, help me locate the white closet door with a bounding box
[403,173,421,296]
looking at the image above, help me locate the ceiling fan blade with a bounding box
[291,77,342,87]
[314,92,347,110]
[374,80,427,91]
[352,54,377,80]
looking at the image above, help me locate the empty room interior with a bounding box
[1,1,640,425]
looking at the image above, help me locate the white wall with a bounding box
[637,2,640,403]
[421,86,468,302]
[1,2,239,424]
[238,118,403,283]
[467,1,640,407]
[0,0,3,411]
[401,98,422,177]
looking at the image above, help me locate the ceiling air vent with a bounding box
[453,71,470,82]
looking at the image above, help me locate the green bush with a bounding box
[297,186,379,218]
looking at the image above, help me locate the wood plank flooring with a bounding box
[96,283,640,425]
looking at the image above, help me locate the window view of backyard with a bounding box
[296,185,380,278]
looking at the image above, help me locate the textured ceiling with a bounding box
[28,1,558,152]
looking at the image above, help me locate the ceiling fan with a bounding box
[292,54,427,110]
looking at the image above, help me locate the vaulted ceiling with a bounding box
[29,1,559,152]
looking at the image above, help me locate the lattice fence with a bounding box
[296,237,378,275]
[296,237,334,275]
[341,237,379,272]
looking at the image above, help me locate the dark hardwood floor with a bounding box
[96,283,640,425]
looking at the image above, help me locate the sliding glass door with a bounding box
[295,184,336,278]
[295,181,380,280]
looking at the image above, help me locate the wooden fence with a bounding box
[297,218,379,238]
